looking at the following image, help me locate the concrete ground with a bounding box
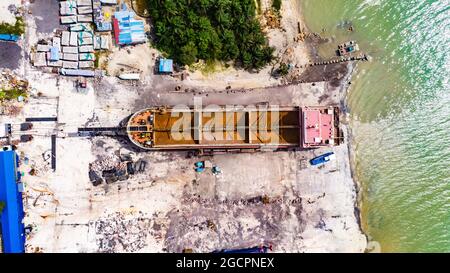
[0,42,22,70]
[30,0,62,34]
[8,66,366,252]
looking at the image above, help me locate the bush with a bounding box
[272,0,282,11]
[0,17,25,35]
[0,88,27,101]
[145,0,274,70]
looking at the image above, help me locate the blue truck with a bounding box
[310,152,336,166]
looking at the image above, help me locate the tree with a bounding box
[179,42,198,65]
[146,0,274,70]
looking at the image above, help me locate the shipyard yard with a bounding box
[0,0,368,253]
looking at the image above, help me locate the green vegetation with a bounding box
[256,0,262,14]
[0,88,26,101]
[0,17,25,35]
[276,63,290,77]
[145,0,275,70]
[272,0,282,11]
[94,51,101,68]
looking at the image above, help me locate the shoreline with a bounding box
[295,0,369,251]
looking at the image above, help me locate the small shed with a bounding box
[159,58,173,73]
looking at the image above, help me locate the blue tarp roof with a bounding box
[49,46,59,61]
[113,6,146,45]
[0,34,19,42]
[0,150,25,253]
[159,59,173,73]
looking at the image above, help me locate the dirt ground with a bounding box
[0,42,22,70]
[8,63,366,253]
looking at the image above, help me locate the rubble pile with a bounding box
[0,69,29,101]
[262,9,281,29]
[89,155,121,173]
[94,211,151,253]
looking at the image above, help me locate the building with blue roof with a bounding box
[0,149,25,253]
[159,58,173,73]
[112,4,146,46]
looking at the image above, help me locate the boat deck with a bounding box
[127,107,302,150]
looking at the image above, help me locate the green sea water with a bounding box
[300,0,450,252]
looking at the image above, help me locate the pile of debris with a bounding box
[262,9,281,29]
[94,211,151,253]
[88,155,147,186]
[295,21,308,42]
[0,69,29,101]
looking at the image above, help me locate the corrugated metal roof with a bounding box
[0,151,25,253]
[159,59,173,73]
[113,6,146,45]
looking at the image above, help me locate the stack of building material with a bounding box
[100,0,117,4]
[79,61,95,69]
[70,23,93,32]
[60,68,96,77]
[61,16,77,24]
[60,1,77,15]
[78,6,93,15]
[33,0,108,73]
[36,44,51,52]
[100,36,110,49]
[79,37,93,46]
[47,59,63,67]
[63,53,79,61]
[94,35,110,50]
[62,46,78,54]
[77,0,93,6]
[61,31,70,46]
[60,0,78,24]
[79,45,94,53]
[69,32,78,46]
[92,0,101,9]
[79,53,95,61]
[78,14,93,23]
[62,61,79,69]
[94,35,111,50]
[52,37,61,52]
[33,53,47,67]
